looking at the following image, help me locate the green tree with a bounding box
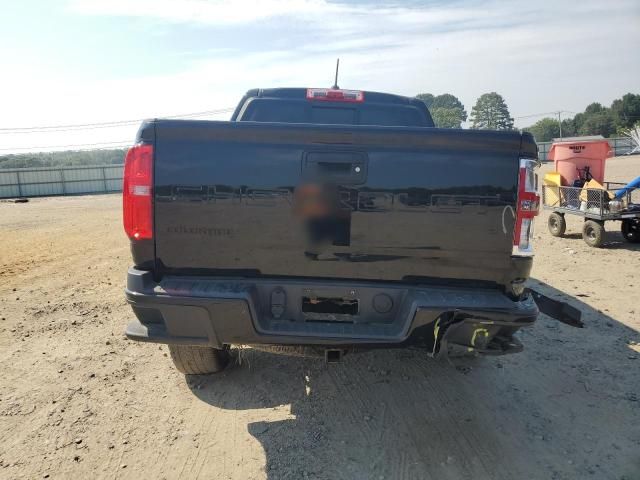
[560,118,577,137]
[523,117,560,142]
[430,107,467,128]
[611,93,640,131]
[469,92,514,130]
[571,112,586,135]
[415,93,467,128]
[524,93,640,141]
[584,102,606,115]
[579,113,615,137]
[415,93,435,109]
[432,93,467,128]
[577,103,615,137]
[431,93,466,112]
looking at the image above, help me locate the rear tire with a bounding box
[621,219,640,243]
[548,212,566,237]
[168,345,230,375]
[582,220,605,248]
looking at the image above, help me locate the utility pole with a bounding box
[557,111,563,140]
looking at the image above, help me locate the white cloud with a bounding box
[1,0,639,152]
[68,0,348,25]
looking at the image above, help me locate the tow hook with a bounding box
[527,289,584,328]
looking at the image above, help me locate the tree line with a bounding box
[415,91,640,142]
[523,93,640,142]
[0,148,126,169]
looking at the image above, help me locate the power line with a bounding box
[0,107,235,134]
[514,111,560,120]
[5,106,637,133]
[0,140,132,153]
[1,123,140,135]
[513,110,576,120]
[0,107,234,131]
[5,107,634,154]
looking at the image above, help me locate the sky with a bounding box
[0,0,638,153]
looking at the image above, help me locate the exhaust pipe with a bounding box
[325,349,343,363]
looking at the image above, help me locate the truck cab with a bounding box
[231,88,434,127]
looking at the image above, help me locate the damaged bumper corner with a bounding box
[432,289,583,358]
[526,289,584,328]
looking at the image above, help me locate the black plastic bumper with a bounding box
[124,268,538,355]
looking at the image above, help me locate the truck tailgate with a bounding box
[152,120,528,287]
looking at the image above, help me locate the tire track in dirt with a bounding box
[326,355,436,480]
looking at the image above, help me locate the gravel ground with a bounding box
[1,156,639,480]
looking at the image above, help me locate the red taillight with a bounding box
[306,88,364,103]
[513,159,540,255]
[123,143,153,240]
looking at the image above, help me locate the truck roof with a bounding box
[231,87,435,127]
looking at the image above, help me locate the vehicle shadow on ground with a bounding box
[187,280,640,480]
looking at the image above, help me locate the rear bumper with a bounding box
[124,268,538,355]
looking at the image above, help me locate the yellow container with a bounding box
[543,172,562,207]
[579,178,615,202]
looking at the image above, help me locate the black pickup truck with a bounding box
[123,87,562,375]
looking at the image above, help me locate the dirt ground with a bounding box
[1,156,639,480]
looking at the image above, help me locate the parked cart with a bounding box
[542,181,640,247]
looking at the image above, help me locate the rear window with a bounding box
[310,106,356,124]
[358,105,424,127]
[239,98,428,127]
[244,101,307,123]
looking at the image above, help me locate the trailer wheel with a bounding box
[168,345,230,375]
[582,220,605,248]
[621,218,640,243]
[547,212,566,237]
